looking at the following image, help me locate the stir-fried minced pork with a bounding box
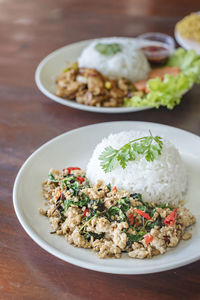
[40,167,195,259]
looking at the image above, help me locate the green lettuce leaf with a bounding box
[168,48,200,83]
[125,48,200,109]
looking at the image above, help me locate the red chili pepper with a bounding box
[134,209,151,220]
[112,186,117,192]
[76,176,85,183]
[144,234,154,245]
[135,219,140,227]
[66,167,81,174]
[83,208,89,217]
[128,214,134,225]
[56,191,62,200]
[164,209,177,226]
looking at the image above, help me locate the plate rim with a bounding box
[174,11,200,53]
[174,29,200,53]
[35,37,152,114]
[13,121,200,274]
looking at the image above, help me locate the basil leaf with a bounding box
[48,173,58,182]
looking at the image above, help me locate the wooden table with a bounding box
[1,0,200,299]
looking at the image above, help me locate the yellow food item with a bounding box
[176,13,200,43]
[105,81,111,89]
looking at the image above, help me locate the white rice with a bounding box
[86,131,187,205]
[78,37,150,82]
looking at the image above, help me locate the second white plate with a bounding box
[35,37,163,114]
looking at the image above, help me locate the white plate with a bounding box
[175,30,200,54]
[35,38,163,114]
[13,121,200,274]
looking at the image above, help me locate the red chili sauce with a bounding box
[141,45,170,64]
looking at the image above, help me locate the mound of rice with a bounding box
[78,37,150,82]
[86,131,187,205]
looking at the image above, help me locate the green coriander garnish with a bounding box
[99,130,163,173]
[95,43,122,56]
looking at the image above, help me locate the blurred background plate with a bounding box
[175,30,200,54]
[35,38,163,114]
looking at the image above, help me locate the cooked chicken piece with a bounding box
[103,98,120,107]
[76,75,88,84]
[87,76,104,95]
[76,90,92,104]
[89,95,106,106]
[76,89,106,106]
[110,87,125,98]
[56,81,84,97]
[56,68,78,83]
[79,67,102,78]
[118,79,130,92]
[64,68,78,82]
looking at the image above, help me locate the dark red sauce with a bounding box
[141,45,170,64]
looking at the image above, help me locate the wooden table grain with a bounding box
[1,0,200,299]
